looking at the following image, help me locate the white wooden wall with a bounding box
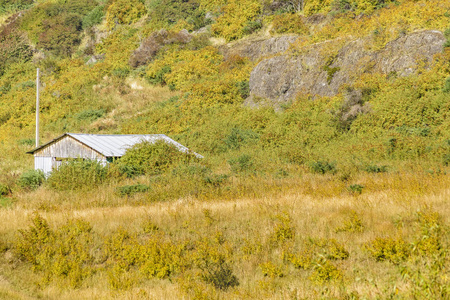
[34,156,53,175]
[33,136,107,175]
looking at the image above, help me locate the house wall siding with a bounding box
[34,136,105,160]
[34,156,53,175]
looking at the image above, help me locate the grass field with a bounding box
[0,172,448,299]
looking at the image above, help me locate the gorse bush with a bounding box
[365,236,410,264]
[270,13,308,35]
[15,214,94,288]
[106,0,146,29]
[211,0,261,41]
[18,169,45,191]
[47,159,108,191]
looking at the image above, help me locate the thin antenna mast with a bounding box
[36,68,40,147]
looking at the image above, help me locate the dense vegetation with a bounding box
[0,0,449,298]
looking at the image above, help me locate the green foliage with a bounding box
[82,5,105,29]
[365,164,388,173]
[348,184,364,195]
[443,77,450,93]
[148,0,208,31]
[0,0,33,15]
[75,108,105,121]
[18,169,45,191]
[117,140,195,176]
[0,183,11,196]
[47,159,108,191]
[228,154,254,173]
[365,236,410,264]
[223,127,259,150]
[116,184,150,197]
[309,160,336,174]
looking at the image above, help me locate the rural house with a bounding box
[27,133,202,174]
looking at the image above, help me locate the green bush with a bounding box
[0,183,11,196]
[270,13,308,35]
[365,164,388,173]
[228,154,254,173]
[18,169,45,190]
[82,5,105,29]
[117,140,195,176]
[75,108,105,121]
[348,184,364,194]
[309,160,336,174]
[47,159,108,191]
[116,184,150,197]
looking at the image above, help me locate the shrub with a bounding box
[18,169,45,190]
[335,211,364,233]
[269,212,295,246]
[309,257,343,284]
[82,5,104,29]
[228,154,254,173]
[413,211,442,256]
[223,127,259,150]
[365,164,388,173]
[348,184,364,195]
[443,77,450,93]
[75,108,105,121]
[148,0,208,30]
[260,261,285,278]
[47,159,108,191]
[116,184,150,197]
[117,140,195,176]
[15,214,93,287]
[309,160,336,174]
[270,13,308,35]
[194,235,239,290]
[106,0,146,29]
[0,183,11,196]
[365,236,410,264]
[211,0,261,41]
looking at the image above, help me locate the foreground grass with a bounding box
[0,172,448,299]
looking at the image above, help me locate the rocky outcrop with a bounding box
[219,35,299,61]
[247,30,446,107]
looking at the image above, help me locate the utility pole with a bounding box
[36,68,40,147]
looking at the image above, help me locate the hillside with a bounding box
[0,0,449,299]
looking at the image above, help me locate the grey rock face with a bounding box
[247,30,445,107]
[220,35,299,61]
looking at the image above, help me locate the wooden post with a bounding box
[36,68,40,147]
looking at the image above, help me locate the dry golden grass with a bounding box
[0,172,448,299]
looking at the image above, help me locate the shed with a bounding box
[27,133,202,174]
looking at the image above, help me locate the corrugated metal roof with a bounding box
[27,133,203,158]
